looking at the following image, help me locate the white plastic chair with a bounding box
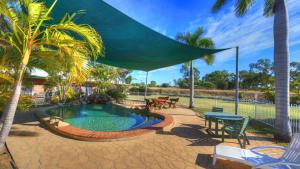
[213,133,300,169]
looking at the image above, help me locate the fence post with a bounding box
[215,97,218,107]
[254,100,257,120]
[254,94,258,120]
[296,105,300,133]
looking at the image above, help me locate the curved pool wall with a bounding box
[46,104,162,132]
[35,104,173,141]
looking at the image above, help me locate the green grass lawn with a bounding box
[127,94,300,121]
[127,94,297,144]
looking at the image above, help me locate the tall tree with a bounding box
[115,69,132,84]
[149,80,157,87]
[212,0,292,141]
[203,70,234,89]
[0,0,103,150]
[249,59,274,89]
[176,27,215,108]
[125,75,133,85]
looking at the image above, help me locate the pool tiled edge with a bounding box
[34,105,174,141]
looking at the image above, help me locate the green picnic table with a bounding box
[204,112,243,136]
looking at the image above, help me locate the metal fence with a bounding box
[128,92,300,134]
[212,99,300,134]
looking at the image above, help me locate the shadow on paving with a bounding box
[9,129,39,137]
[246,135,274,142]
[157,123,222,146]
[167,113,199,117]
[13,111,39,125]
[12,111,77,140]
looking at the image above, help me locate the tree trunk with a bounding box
[274,0,292,141]
[189,61,194,108]
[0,62,27,150]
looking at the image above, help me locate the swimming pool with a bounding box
[47,104,162,132]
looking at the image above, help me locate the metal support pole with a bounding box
[235,46,239,115]
[189,60,194,108]
[144,71,148,99]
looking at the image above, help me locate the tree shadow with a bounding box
[157,123,222,146]
[8,111,42,137]
[246,135,274,142]
[9,130,39,137]
[167,113,198,117]
[13,111,39,125]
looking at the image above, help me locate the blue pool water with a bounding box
[47,104,162,132]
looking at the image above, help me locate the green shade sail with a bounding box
[49,0,229,71]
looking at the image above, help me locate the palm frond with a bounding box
[27,1,50,27]
[198,38,215,65]
[46,13,103,58]
[176,27,216,65]
[212,0,227,13]
[203,54,215,65]
[175,32,191,44]
[0,65,14,83]
[198,38,215,49]
[190,27,204,45]
[263,0,275,17]
[0,0,104,95]
[235,0,255,17]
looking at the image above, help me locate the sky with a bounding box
[101,0,300,85]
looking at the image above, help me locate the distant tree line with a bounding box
[174,59,300,92]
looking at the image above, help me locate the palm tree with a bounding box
[176,27,215,108]
[0,0,103,150]
[43,53,93,103]
[211,0,292,141]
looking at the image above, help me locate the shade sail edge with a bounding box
[49,0,231,71]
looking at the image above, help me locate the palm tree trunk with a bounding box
[0,62,27,150]
[189,61,194,108]
[274,0,292,141]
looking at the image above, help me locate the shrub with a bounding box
[239,92,244,99]
[50,95,60,104]
[291,95,300,105]
[201,81,216,89]
[161,83,170,88]
[106,85,127,103]
[0,93,33,112]
[18,95,33,112]
[263,90,275,102]
[65,88,79,102]
[87,93,112,104]
[129,86,145,92]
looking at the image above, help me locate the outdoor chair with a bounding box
[212,107,224,112]
[213,133,300,169]
[152,99,166,109]
[221,116,250,148]
[167,98,179,108]
[145,99,153,110]
[205,107,224,127]
[158,96,169,101]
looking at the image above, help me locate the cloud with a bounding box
[187,0,300,63]
[153,26,167,35]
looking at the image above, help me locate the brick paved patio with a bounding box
[7,106,282,169]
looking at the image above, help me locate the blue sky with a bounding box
[102,0,300,85]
